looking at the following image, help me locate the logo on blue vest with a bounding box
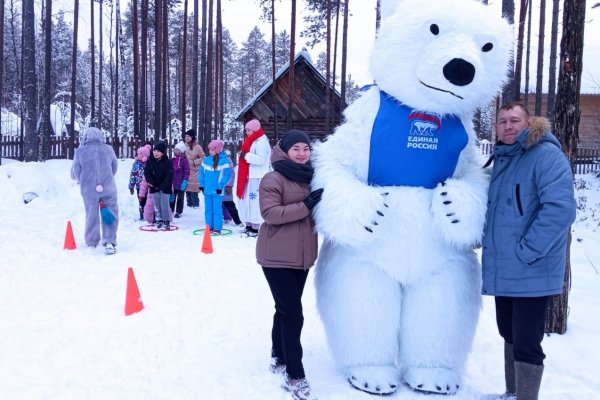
[407,112,442,150]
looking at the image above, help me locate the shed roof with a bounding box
[234,50,344,123]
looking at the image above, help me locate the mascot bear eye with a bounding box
[430,24,440,35]
[482,42,494,52]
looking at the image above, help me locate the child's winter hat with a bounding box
[174,141,186,153]
[245,119,261,133]
[137,146,150,159]
[280,129,311,153]
[208,139,225,154]
[154,141,167,153]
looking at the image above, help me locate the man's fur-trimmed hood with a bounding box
[524,116,551,147]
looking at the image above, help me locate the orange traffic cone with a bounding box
[201,225,213,254]
[124,267,144,316]
[63,220,77,250]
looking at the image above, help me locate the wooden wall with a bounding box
[519,94,600,147]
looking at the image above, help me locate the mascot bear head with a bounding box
[371,0,513,116]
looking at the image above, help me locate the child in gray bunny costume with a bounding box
[71,127,119,254]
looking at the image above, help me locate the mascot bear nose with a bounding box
[443,58,475,87]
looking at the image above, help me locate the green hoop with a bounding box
[192,228,233,236]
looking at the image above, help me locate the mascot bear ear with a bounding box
[380,0,402,20]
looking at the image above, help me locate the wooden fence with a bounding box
[0,135,182,161]
[480,142,600,174]
[2,134,598,174]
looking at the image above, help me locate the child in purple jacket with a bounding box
[170,141,191,218]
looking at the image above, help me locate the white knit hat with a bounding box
[174,141,186,153]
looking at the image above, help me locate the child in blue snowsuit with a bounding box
[199,140,232,234]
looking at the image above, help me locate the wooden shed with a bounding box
[235,51,347,145]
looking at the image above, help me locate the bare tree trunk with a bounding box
[191,0,199,133]
[524,0,533,106]
[546,0,560,122]
[20,0,24,160]
[287,0,296,131]
[141,0,148,138]
[474,0,485,141]
[115,0,122,151]
[199,0,207,146]
[109,1,114,136]
[340,0,349,116]
[22,0,38,161]
[39,0,52,160]
[534,0,546,116]
[376,0,381,32]
[325,0,331,136]
[331,0,340,114]
[181,0,188,134]
[91,0,96,123]
[271,0,278,141]
[154,0,162,141]
[205,0,214,142]
[161,0,168,139]
[216,0,223,138]
[501,0,516,104]
[99,0,103,128]
[69,0,79,159]
[132,0,140,138]
[0,0,4,165]
[114,1,118,148]
[546,0,586,335]
[513,0,528,100]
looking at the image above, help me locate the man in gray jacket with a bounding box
[482,102,576,400]
[71,127,119,255]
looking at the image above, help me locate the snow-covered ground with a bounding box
[0,158,598,400]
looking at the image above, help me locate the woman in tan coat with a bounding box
[183,129,205,208]
[256,130,323,400]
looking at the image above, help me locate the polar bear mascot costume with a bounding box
[312,0,513,395]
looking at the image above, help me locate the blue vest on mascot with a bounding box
[368,90,468,189]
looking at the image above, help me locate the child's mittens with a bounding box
[169,194,176,202]
[180,179,188,191]
[216,188,222,195]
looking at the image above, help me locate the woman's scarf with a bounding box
[271,159,314,185]
[236,128,265,198]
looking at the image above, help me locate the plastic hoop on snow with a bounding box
[192,228,232,236]
[140,223,179,232]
